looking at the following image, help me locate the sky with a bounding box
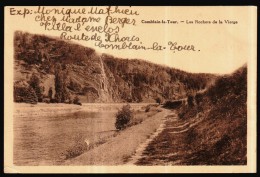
[5,6,256,74]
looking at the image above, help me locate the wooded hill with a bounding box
[13,31,215,103]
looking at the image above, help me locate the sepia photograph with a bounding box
[4,6,257,173]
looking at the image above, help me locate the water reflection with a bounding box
[13,103,148,165]
[14,108,116,165]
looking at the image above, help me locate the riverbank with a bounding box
[14,103,83,118]
[14,103,152,118]
[14,102,168,165]
[64,106,172,165]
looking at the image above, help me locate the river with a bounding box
[13,103,148,165]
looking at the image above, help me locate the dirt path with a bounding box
[133,110,204,165]
[125,111,176,165]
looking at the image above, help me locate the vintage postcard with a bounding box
[4,6,257,173]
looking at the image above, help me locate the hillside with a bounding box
[136,64,247,165]
[14,31,215,103]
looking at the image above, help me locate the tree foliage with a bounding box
[14,31,217,104]
[115,104,133,130]
[54,64,69,103]
[48,87,53,100]
[103,56,215,102]
[28,73,44,102]
[14,85,38,104]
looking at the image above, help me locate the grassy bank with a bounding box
[136,65,247,165]
[64,106,172,165]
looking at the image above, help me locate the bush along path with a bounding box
[127,110,205,165]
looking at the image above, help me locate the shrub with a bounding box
[155,97,162,105]
[14,85,38,104]
[50,98,57,103]
[73,96,82,105]
[144,104,158,112]
[163,100,182,109]
[186,127,198,144]
[115,104,133,130]
[213,134,232,154]
[178,107,188,119]
[145,104,151,112]
[43,98,50,103]
[65,142,87,159]
[187,95,194,107]
[195,92,204,105]
[64,135,89,159]
[64,136,108,159]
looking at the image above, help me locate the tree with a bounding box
[48,87,53,100]
[61,72,69,102]
[28,73,43,102]
[54,64,69,103]
[14,85,38,104]
[54,64,62,102]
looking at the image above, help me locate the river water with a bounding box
[13,103,148,166]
